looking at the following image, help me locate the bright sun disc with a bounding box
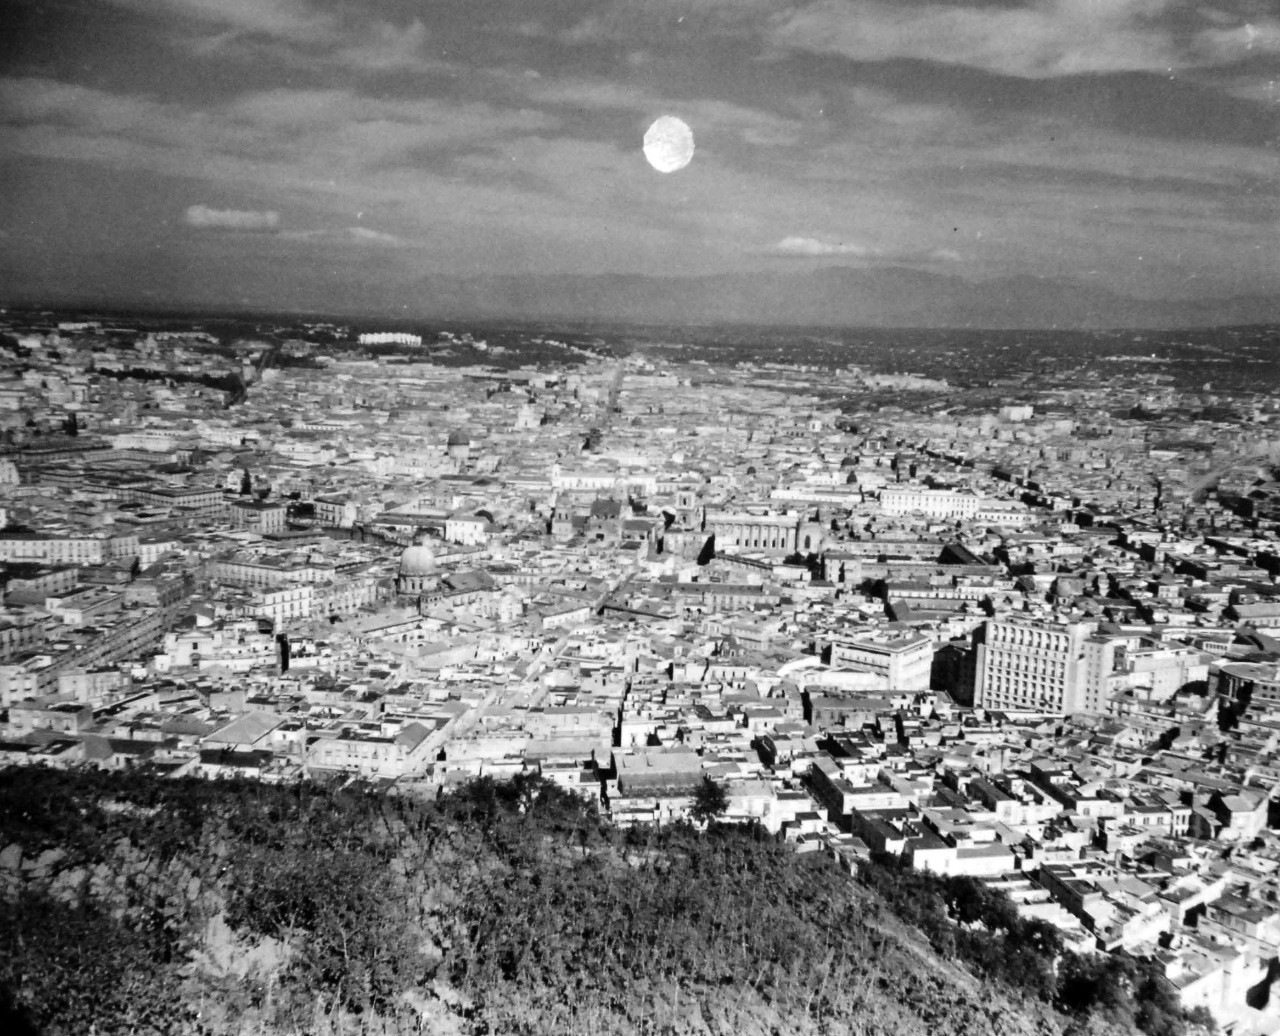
[643,115,695,173]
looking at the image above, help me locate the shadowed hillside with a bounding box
[0,768,1211,1036]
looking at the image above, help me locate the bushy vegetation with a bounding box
[689,775,728,824]
[94,365,247,403]
[0,767,1203,1036]
[857,853,1215,1036]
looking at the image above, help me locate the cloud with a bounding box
[184,204,279,230]
[757,0,1280,79]
[345,226,403,245]
[556,0,778,45]
[221,88,558,158]
[540,0,1206,78]
[280,226,407,246]
[1221,76,1280,103]
[119,2,457,77]
[111,0,334,41]
[1195,20,1280,64]
[523,78,807,150]
[334,19,433,72]
[770,237,966,264]
[532,0,1280,85]
[767,0,1230,78]
[774,235,874,256]
[0,77,560,185]
[2,8,1275,304]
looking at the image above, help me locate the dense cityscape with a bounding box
[0,309,1277,1033]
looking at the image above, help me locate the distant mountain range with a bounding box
[9,263,1278,330]
[412,265,1279,330]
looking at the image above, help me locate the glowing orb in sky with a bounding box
[643,115,695,173]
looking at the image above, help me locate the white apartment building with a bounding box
[109,431,180,452]
[314,495,359,528]
[306,721,434,778]
[357,332,422,346]
[551,466,620,492]
[975,618,1097,713]
[879,487,982,519]
[249,585,315,626]
[445,514,489,546]
[1080,636,1210,715]
[0,534,109,565]
[975,503,1036,526]
[828,631,934,689]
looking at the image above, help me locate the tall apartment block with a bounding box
[975,618,1098,713]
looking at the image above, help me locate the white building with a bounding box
[0,534,110,565]
[357,332,422,346]
[314,495,359,528]
[445,514,489,547]
[879,488,982,520]
[975,618,1097,713]
[828,631,934,689]
[249,585,315,626]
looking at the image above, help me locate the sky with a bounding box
[1,0,1279,321]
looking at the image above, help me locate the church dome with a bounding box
[447,428,471,447]
[398,540,437,577]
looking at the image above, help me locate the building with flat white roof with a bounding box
[828,631,933,689]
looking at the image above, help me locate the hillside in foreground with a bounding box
[0,768,1207,1036]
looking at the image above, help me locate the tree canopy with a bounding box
[0,768,1215,1036]
[690,775,729,825]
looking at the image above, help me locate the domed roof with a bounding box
[447,428,471,447]
[398,540,437,577]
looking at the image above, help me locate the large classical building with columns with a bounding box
[705,511,827,556]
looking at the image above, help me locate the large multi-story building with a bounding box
[827,631,933,689]
[306,721,435,778]
[357,332,422,346]
[314,494,359,528]
[0,530,135,565]
[879,488,982,519]
[116,484,226,516]
[974,618,1097,713]
[1212,660,1280,732]
[704,511,828,555]
[0,618,48,661]
[248,585,315,626]
[1079,634,1210,715]
[0,533,110,565]
[229,499,287,535]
